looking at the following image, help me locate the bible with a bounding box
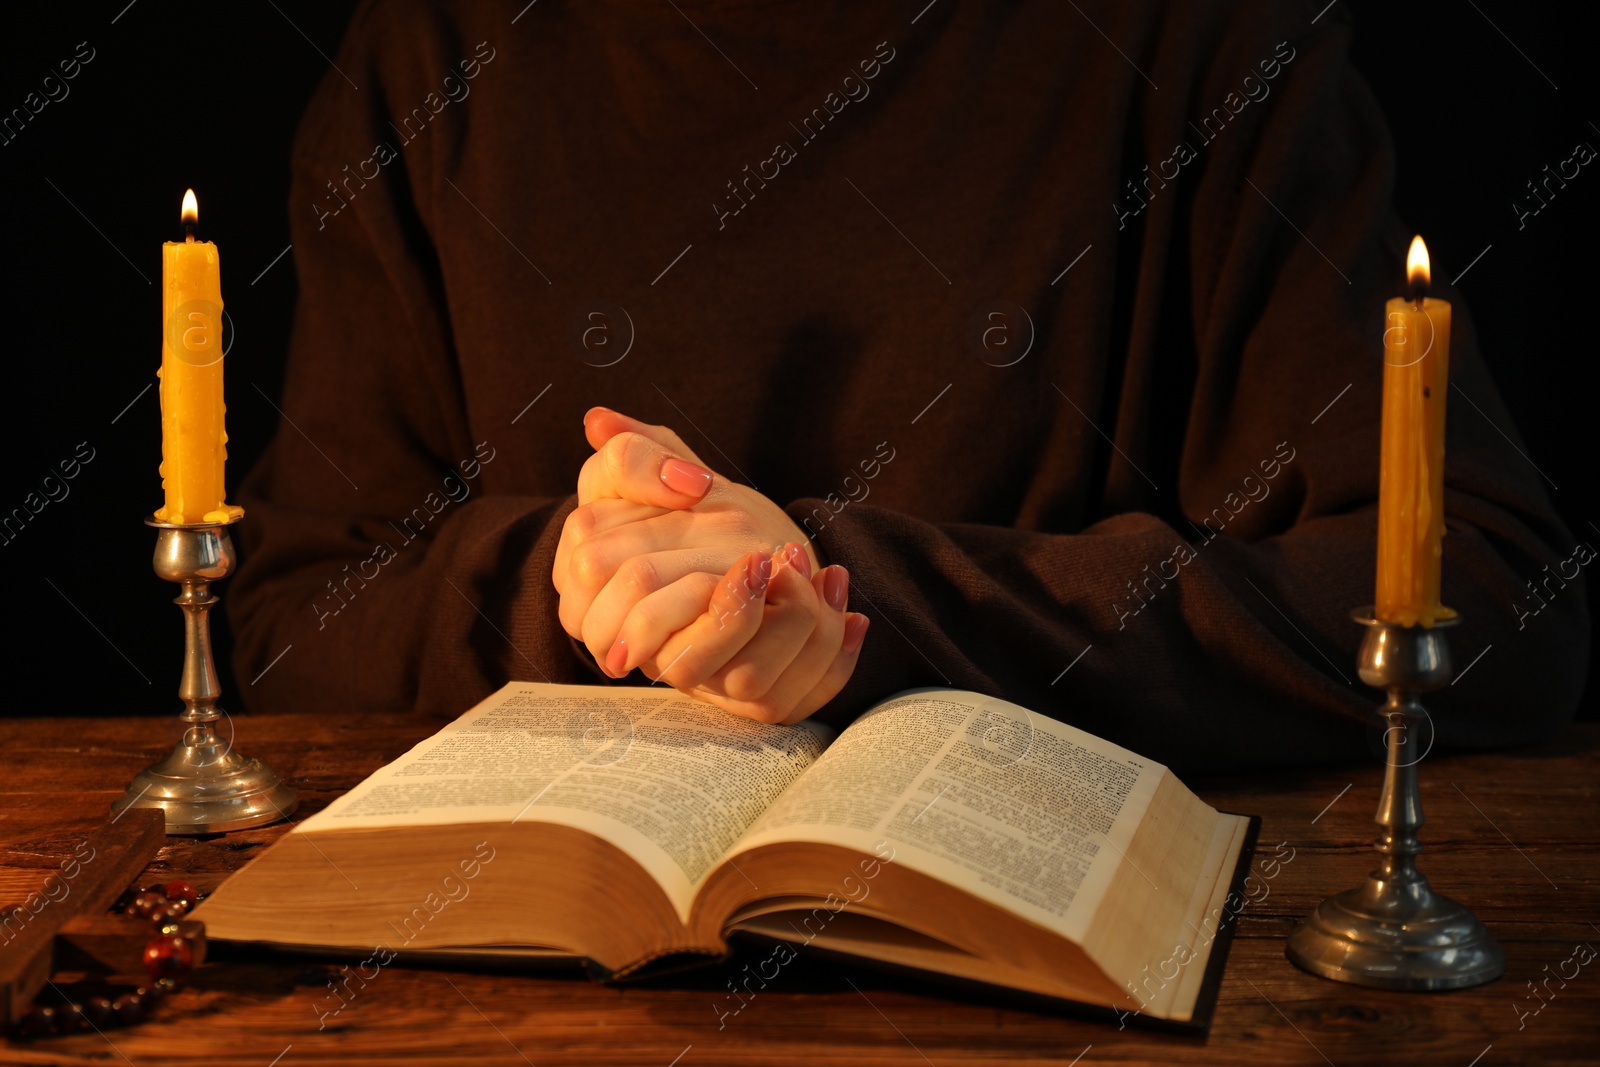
[196,683,1256,1031]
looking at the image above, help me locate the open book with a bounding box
[196,683,1255,1030]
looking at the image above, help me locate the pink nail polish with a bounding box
[842,613,870,652]
[746,552,772,595]
[605,637,629,677]
[660,458,713,498]
[823,566,849,612]
[786,542,812,580]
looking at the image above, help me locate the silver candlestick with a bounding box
[1286,607,1504,990]
[111,515,297,834]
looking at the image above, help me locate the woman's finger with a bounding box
[553,499,671,594]
[693,610,868,726]
[701,561,848,719]
[786,612,871,721]
[595,570,721,678]
[568,546,747,654]
[680,545,818,704]
[574,540,749,653]
[575,430,714,509]
[583,407,706,466]
[563,508,723,597]
[644,550,775,689]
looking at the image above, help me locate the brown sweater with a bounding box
[231,0,1587,771]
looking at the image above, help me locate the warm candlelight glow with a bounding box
[1407,235,1430,292]
[181,188,199,228]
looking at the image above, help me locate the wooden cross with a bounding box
[0,808,205,1027]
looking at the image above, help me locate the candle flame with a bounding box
[1407,235,1430,290]
[181,188,199,227]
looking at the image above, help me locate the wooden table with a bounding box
[2,713,1595,1066]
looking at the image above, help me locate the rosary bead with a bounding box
[154,900,188,923]
[111,991,145,1025]
[143,933,195,980]
[18,1004,57,1036]
[8,874,199,1038]
[130,891,166,919]
[83,996,116,1027]
[54,1001,89,1032]
[163,880,200,908]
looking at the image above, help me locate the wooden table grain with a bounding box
[2,713,1595,1067]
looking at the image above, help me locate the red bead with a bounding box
[154,900,187,924]
[143,934,194,981]
[130,891,165,918]
[163,880,199,908]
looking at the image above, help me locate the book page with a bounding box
[729,688,1161,943]
[303,683,831,922]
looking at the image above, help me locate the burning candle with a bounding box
[154,189,243,525]
[1374,235,1453,626]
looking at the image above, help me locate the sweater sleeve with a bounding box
[229,8,599,718]
[797,4,1587,771]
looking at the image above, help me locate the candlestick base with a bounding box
[1286,876,1505,991]
[1285,608,1504,991]
[113,736,299,835]
[111,516,296,835]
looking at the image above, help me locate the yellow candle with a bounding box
[154,189,243,525]
[1375,236,1453,626]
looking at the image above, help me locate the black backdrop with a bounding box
[0,1,1592,720]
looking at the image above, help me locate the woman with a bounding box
[232,0,1585,770]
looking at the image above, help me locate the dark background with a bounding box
[0,1,1592,720]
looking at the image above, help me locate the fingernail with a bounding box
[746,552,772,595]
[786,542,812,580]
[823,566,849,612]
[584,406,613,423]
[660,457,713,498]
[605,636,629,677]
[842,613,870,653]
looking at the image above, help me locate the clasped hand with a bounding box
[552,408,870,724]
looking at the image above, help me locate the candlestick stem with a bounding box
[1285,609,1503,990]
[1374,690,1424,878]
[177,577,220,721]
[111,516,296,834]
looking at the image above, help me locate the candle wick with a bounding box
[184,226,195,244]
